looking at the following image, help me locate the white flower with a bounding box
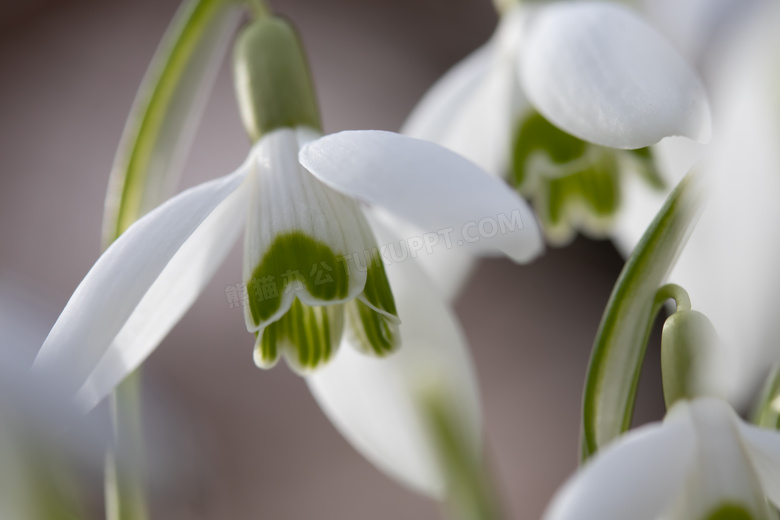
[32,126,542,412]
[402,0,711,277]
[611,1,780,405]
[544,397,780,520]
[307,215,481,498]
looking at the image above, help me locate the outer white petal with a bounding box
[402,6,529,178]
[738,421,780,509]
[401,43,494,145]
[370,208,477,303]
[520,1,711,149]
[662,398,770,520]
[242,127,371,333]
[33,162,250,408]
[543,408,695,520]
[299,130,543,263]
[307,216,481,498]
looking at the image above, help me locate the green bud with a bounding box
[233,17,321,141]
[661,309,719,408]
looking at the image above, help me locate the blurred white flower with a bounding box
[403,1,710,253]
[307,216,481,498]
[544,397,780,520]
[33,127,541,412]
[611,1,780,405]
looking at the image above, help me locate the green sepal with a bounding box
[247,232,350,326]
[103,0,241,247]
[233,16,321,141]
[661,309,719,408]
[511,111,621,244]
[751,364,780,429]
[254,299,344,372]
[581,169,706,461]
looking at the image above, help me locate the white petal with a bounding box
[664,398,770,520]
[242,128,371,333]
[738,421,780,508]
[307,216,481,497]
[401,43,494,145]
[33,162,250,408]
[402,7,529,178]
[543,409,695,520]
[520,1,711,149]
[369,208,477,303]
[299,130,544,263]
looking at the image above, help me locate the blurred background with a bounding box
[0,0,667,518]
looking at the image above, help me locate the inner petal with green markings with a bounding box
[243,127,399,372]
[511,110,665,244]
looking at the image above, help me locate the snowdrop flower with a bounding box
[32,16,542,412]
[404,0,710,247]
[544,397,780,520]
[307,216,481,498]
[611,1,780,405]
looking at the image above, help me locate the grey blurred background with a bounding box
[0,0,665,518]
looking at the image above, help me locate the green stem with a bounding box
[421,393,503,520]
[247,0,271,18]
[105,371,148,520]
[655,283,692,313]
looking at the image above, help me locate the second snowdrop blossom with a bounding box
[545,397,780,520]
[32,15,543,412]
[404,1,710,244]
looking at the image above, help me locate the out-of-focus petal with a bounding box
[33,162,250,410]
[738,421,780,509]
[543,405,695,520]
[520,1,711,149]
[307,217,481,498]
[665,2,780,404]
[663,398,770,520]
[299,130,544,263]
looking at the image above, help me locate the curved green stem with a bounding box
[655,283,692,313]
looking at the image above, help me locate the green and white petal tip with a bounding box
[520,1,711,150]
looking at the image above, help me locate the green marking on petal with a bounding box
[511,111,621,243]
[255,299,344,372]
[346,299,399,357]
[512,111,588,188]
[247,231,350,326]
[705,504,755,520]
[359,249,398,319]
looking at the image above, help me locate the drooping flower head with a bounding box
[32,13,543,411]
[404,1,711,244]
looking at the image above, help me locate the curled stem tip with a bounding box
[655,283,692,313]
